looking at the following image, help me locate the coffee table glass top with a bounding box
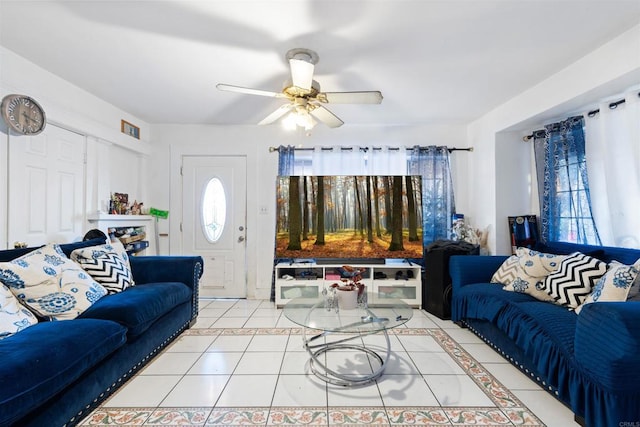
[283,297,413,333]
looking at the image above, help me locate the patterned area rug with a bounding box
[80,328,543,426]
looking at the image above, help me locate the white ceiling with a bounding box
[1,0,639,127]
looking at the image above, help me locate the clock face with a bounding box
[1,94,47,135]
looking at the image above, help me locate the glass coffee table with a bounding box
[283,296,413,386]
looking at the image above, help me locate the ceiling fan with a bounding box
[216,48,383,129]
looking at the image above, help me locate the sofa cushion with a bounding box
[576,259,640,314]
[628,273,640,301]
[492,248,564,301]
[497,301,578,359]
[0,244,108,320]
[0,318,127,426]
[79,282,191,339]
[71,240,134,294]
[0,284,38,338]
[490,254,520,285]
[543,252,607,309]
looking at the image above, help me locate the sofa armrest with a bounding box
[449,255,508,289]
[129,256,203,292]
[575,301,640,391]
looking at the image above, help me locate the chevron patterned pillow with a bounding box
[71,241,134,294]
[490,254,519,283]
[543,252,607,309]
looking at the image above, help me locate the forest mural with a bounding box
[275,175,423,259]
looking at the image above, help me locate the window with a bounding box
[201,177,226,243]
[534,117,601,245]
[552,151,600,244]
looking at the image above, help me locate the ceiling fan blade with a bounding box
[258,104,294,125]
[309,104,344,128]
[289,58,314,91]
[216,83,286,98]
[317,91,383,104]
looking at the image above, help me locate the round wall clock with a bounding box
[1,94,47,135]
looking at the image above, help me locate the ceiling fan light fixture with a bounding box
[281,112,298,131]
[281,109,316,131]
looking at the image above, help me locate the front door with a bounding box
[182,156,247,298]
[7,124,85,247]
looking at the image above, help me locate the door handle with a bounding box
[238,236,245,243]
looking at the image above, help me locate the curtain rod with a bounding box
[268,146,473,153]
[522,91,640,142]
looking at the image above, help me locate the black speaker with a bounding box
[423,240,479,319]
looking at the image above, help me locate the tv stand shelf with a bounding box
[274,260,422,308]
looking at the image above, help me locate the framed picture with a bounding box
[508,215,539,254]
[121,120,140,139]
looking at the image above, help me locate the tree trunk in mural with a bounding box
[388,176,405,251]
[366,176,373,243]
[287,176,302,250]
[406,176,419,241]
[310,178,317,235]
[302,177,309,241]
[355,176,364,236]
[315,176,325,245]
[384,176,392,234]
[374,177,382,238]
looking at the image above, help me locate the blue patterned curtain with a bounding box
[534,117,601,245]
[277,145,295,176]
[407,146,456,246]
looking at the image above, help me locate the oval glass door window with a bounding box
[201,177,226,243]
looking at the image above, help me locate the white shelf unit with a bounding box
[87,214,156,256]
[274,260,422,308]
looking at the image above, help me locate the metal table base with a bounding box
[302,327,391,387]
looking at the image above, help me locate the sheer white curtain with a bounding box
[311,146,407,175]
[585,88,640,248]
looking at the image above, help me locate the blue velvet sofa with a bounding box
[450,242,640,427]
[0,238,203,427]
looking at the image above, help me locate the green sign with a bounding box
[149,207,169,219]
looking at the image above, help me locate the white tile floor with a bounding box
[81,299,580,426]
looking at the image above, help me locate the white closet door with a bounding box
[8,124,86,247]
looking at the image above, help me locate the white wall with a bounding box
[467,24,640,255]
[150,123,468,299]
[0,46,151,248]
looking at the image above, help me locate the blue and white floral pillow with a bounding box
[71,239,134,294]
[498,248,565,302]
[0,283,37,338]
[0,244,107,321]
[576,259,640,314]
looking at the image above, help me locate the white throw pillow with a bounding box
[0,283,37,338]
[493,248,564,301]
[71,239,134,294]
[576,259,640,314]
[0,244,107,320]
[542,252,607,309]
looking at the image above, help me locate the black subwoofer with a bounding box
[422,240,479,320]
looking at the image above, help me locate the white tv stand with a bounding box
[274,259,422,308]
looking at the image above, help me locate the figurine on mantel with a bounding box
[109,192,144,215]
